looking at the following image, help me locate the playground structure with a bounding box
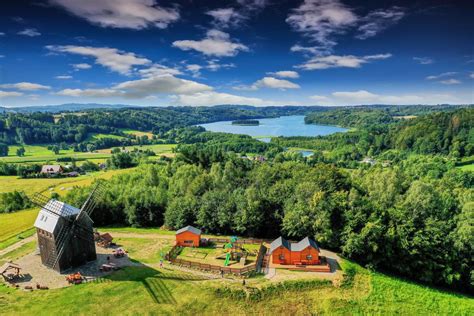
[214,236,249,267]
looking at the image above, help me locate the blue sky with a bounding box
[0,0,473,107]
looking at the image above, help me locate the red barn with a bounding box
[269,237,320,265]
[175,225,201,247]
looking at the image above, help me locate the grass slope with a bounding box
[0,209,37,249]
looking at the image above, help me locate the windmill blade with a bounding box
[79,182,106,218]
[29,192,78,218]
[44,220,73,269]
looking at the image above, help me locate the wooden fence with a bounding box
[165,243,268,276]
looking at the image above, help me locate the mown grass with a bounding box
[120,129,154,138]
[96,143,176,155]
[115,237,172,264]
[457,163,474,171]
[0,168,134,195]
[0,209,37,247]
[0,240,36,266]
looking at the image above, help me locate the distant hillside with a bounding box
[0,103,141,113]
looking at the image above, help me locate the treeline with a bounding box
[281,108,474,159]
[305,109,394,127]
[65,150,473,292]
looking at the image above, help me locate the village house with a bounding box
[40,165,64,176]
[269,236,320,265]
[175,225,201,247]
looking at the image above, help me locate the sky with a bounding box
[0,0,473,107]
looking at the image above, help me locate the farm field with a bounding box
[0,209,37,251]
[0,168,135,195]
[2,143,176,164]
[0,228,472,315]
[120,128,154,138]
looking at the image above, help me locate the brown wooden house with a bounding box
[175,225,201,247]
[269,237,320,265]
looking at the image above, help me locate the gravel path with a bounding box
[0,235,36,257]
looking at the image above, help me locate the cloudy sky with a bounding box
[0,0,473,107]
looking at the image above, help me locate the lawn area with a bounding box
[86,133,125,141]
[120,129,154,138]
[176,243,260,268]
[0,209,38,250]
[96,143,176,155]
[0,257,472,315]
[457,163,474,171]
[114,236,172,264]
[0,240,36,266]
[0,168,135,195]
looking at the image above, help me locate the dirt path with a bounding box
[0,235,36,257]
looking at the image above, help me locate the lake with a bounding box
[199,115,347,140]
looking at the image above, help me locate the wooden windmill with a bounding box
[30,183,105,273]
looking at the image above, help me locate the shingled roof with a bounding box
[269,236,320,253]
[176,225,201,235]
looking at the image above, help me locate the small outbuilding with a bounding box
[269,236,320,265]
[41,165,64,176]
[175,225,201,247]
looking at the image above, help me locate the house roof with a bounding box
[0,262,21,274]
[34,199,80,234]
[290,237,320,252]
[41,165,63,173]
[176,225,201,235]
[269,236,291,253]
[269,236,320,253]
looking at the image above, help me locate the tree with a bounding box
[49,145,60,155]
[16,146,25,157]
[0,143,8,157]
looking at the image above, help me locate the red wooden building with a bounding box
[269,237,320,265]
[175,225,201,247]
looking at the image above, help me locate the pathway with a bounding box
[0,235,36,257]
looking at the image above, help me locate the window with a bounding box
[184,240,193,244]
[306,255,313,260]
[279,254,285,260]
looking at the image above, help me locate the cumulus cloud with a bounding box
[46,45,151,75]
[17,28,41,37]
[439,79,461,85]
[290,45,320,55]
[55,75,73,79]
[48,0,179,29]
[286,0,358,52]
[0,90,23,98]
[234,76,300,90]
[138,64,182,78]
[113,74,212,98]
[426,72,457,80]
[413,57,434,65]
[296,53,391,70]
[356,6,405,40]
[174,91,269,106]
[72,63,92,70]
[172,29,248,57]
[0,82,51,91]
[268,71,300,78]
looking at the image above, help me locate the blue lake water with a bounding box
[199,115,347,139]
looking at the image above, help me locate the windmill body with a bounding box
[33,199,97,273]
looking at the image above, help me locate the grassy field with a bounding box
[177,244,260,267]
[0,168,134,195]
[457,163,474,171]
[120,129,154,138]
[2,143,175,164]
[0,209,38,247]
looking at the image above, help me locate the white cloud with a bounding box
[268,70,300,78]
[296,53,391,70]
[174,91,270,106]
[46,45,151,75]
[413,57,434,65]
[0,90,23,98]
[55,75,73,79]
[0,82,51,91]
[138,64,182,78]
[286,0,357,52]
[113,74,212,98]
[72,63,92,70]
[0,55,4,58]
[290,45,319,55]
[56,88,122,98]
[356,6,405,40]
[17,28,41,37]
[49,0,179,29]
[234,76,300,90]
[470,73,474,79]
[172,29,248,57]
[206,8,246,29]
[236,0,268,11]
[0,32,5,36]
[439,79,461,85]
[309,90,465,106]
[425,72,457,80]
